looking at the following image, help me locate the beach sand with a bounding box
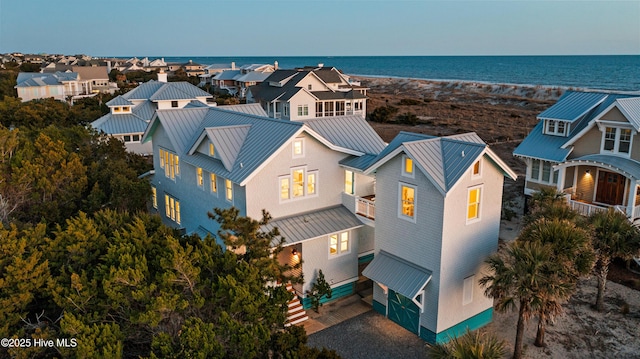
[357,76,640,358]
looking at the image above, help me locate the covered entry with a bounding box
[596,170,625,205]
[363,250,432,335]
[388,289,420,334]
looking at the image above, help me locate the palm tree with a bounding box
[518,218,594,347]
[524,187,580,226]
[428,328,506,359]
[589,208,640,311]
[480,240,555,359]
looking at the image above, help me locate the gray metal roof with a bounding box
[403,137,486,192]
[513,121,573,162]
[106,95,134,107]
[372,131,435,164]
[204,125,251,171]
[15,72,75,87]
[218,103,268,116]
[152,107,303,184]
[555,154,640,181]
[312,90,367,100]
[362,250,432,300]
[616,98,640,131]
[300,116,386,155]
[184,100,210,109]
[91,113,148,134]
[122,80,164,100]
[339,154,379,171]
[538,91,608,122]
[261,206,363,246]
[234,71,271,83]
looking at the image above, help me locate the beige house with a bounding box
[515,90,640,220]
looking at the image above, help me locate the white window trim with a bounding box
[151,186,157,209]
[328,231,351,258]
[398,182,417,223]
[466,185,483,224]
[164,193,181,225]
[225,179,233,203]
[402,155,415,178]
[599,126,634,158]
[527,159,559,185]
[210,173,218,195]
[278,167,319,203]
[471,159,482,179]
[196,167,204,189]
[292,138,305,158]
[544,119,570,136]
[463,275,475,305]
[344,170,355,195]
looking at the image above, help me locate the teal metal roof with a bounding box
[513,121,572,162]
[362,250,432,300]
[261,206,363,246]
[538,91,608,122]
[339,154,378,171]
[91,113,148,135]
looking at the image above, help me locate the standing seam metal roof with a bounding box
[362,250,433,300]
[261,206,363,246]
[537,91,608,122]
[300,116,386,155]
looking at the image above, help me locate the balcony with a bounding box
[355,195,375,220]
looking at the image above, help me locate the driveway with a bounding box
[307,310,430,359]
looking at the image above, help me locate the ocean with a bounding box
[153,55,640,92]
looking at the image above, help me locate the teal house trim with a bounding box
[358,253,374,264]
[372,300,386,316]
[301,282,355,309]
[420,308,494,344]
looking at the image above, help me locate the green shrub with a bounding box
[428,329,506,359]
[368,106,398,123]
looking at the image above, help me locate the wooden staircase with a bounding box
[285,283,308,326]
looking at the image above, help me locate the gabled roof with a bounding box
[218,103,268,117]
[515,91,640,162]
[145,107,305,185]
[261,206,363,246]
[15,72,76,87]
[122,80,212,102]
[234,71,272,83]
[189,125,251,171]
[106,95,134,107]
[300,115,386,155]
[615,98,640,130]
[538,91,608,122]
[366,132,516,195]
[213,70,241,80]
[91,112,148,135]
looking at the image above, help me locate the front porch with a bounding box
[554,155,640,221]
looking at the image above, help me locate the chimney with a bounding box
[318,63,324,68]
[231,62,235,70]
[157,69,168,83]
[274,61,278,70]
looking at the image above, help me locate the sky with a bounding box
[1,0,638,57]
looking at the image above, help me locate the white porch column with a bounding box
[627,180,638,218]
[556,167,566,193]
[572,166,579,196]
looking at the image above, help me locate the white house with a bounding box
[247,66,367,120]
[141,98,516,340]
[91,75,213,155]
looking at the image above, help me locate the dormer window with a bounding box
[602,127,633,155]
[122,106,131,112]
[113,106,121,113]
[545,119,569,136]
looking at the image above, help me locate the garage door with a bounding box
[388,289,420,335]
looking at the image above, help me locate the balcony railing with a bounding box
[356,196,375,219]
[568,199,608,217]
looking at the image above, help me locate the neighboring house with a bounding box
[211,63,275,98]
[15,71,80,102]
[361,132,516,343]
[514,90,640,220]
[42,65,118,94]
[91,76,213,155]
[198,62,236,86]
[247,66,367,120]
[141,101,516,340]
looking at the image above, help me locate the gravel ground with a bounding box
[308,311,430,359]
